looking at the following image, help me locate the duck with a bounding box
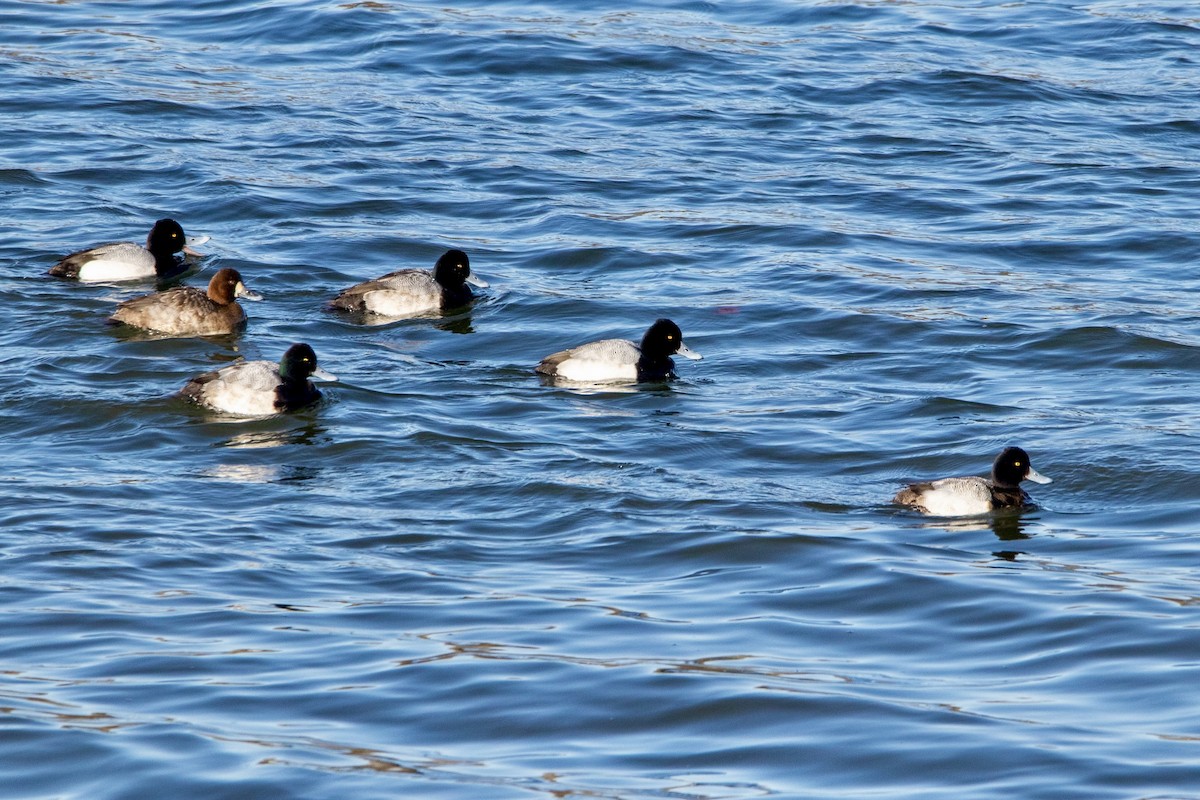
[535,318,702,383]
[330,249,486,318]
[893,446,1052,517]
[109,268,262,336]
[180,343,336,416]
[49,218,209,282]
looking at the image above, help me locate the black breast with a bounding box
[275,380,321,412]
[988,485,1031,509]
[634,355,675,382]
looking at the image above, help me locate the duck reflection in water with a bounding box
[435,308,474,335]
[218,421,328,450]
[915,511,1032,541]
[201,461,324,485]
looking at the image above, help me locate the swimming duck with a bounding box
[109,268,262,336]
[893,446,1052,517]
[535,318,702,383]
[180,343,336,416]
[330,249,486,318]
[49,218,208,282]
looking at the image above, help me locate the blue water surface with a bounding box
[2,1,1200,798]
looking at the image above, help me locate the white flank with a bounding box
[360,272,442,317]
[363,289,440,317]
[915,477,994,517]
[555,358,639,383]
[551,338,641,383]
[77,248,156,282]
[199,361,284,417]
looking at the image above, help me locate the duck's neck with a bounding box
[989,485,1030,507]
[636,353,674,382]
[275,377,316,410]
[991,472,1020,489]
[152,250,181,274]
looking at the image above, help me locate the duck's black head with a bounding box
[991,446,1051,488]
[432,249,472,289]
[275,343,336,411]
[639,318,686,360]
[279,343,321,383]
[146,218,187,261]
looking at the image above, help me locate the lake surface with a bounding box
[3,1,1200,798]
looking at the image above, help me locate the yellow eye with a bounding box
[1014,461,1022,467]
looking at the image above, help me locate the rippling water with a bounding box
[4,1,1200,798]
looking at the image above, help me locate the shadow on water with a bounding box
[196,422,330,484]
[535,375,683,396]
[326,305,475,334]
[199,461,324,485]
[435,308,475,335]
[106,322,247,347]
[216,421,326,448]
[912,510,1034,542]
